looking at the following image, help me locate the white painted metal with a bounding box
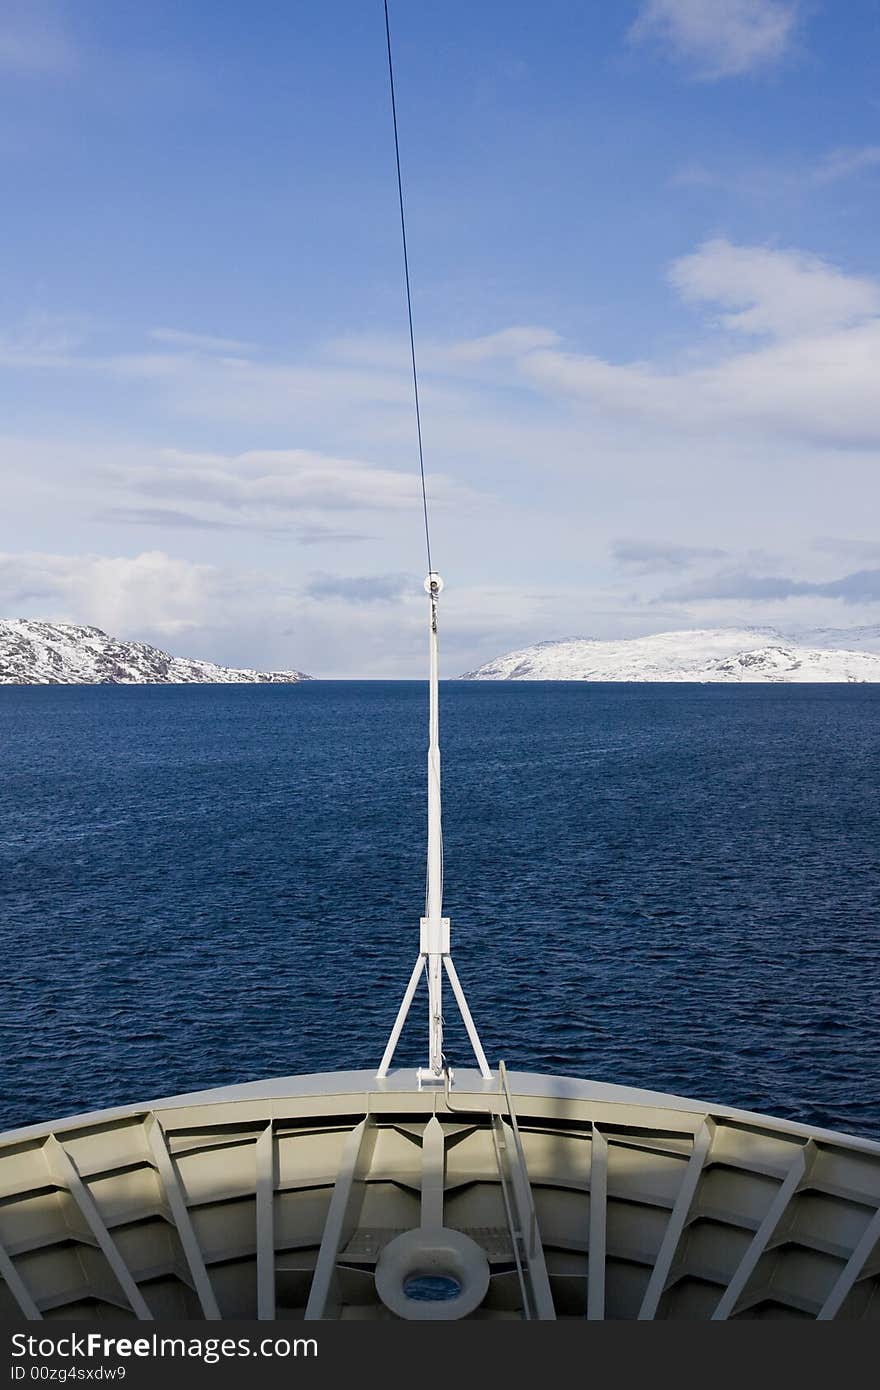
[490,1113,530,1311]
[420,1115,446,1228]
[376,957,424,1079]
[587,1126,607,1320]
[498,1063,556,1319]
[711,1139,813,1320]
[444,956,491,1078]
[637,1118,715,1319]
[45,1135,153,1320]
[424,571,446,1080]
[0,1235,41,1319]
[425,573,443,928]
[377,574,491,1082]
[3,1072,880,1320]
[304,1116,372,1320]
[374,1225,490,1320]
[255,1123,275,1320]
[817,1201,880,1320]
[146,1116,221,1320]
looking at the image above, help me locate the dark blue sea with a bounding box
[1,682,878,1139]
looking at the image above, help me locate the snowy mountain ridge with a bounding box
[461,627,880,683]
[796,624,880,654]
[0,620,309,685]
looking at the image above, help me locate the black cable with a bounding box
[383,0,433,577]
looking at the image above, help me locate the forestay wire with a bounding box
[383,0,433,576]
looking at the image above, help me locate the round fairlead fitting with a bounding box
[424,573,444,594]
[375,1226,490,1320]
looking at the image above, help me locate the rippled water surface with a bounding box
[1,681,878,1138]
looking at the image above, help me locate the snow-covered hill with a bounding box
[0,620,309,685]
[460,628,880,682]
[797,624,880,655]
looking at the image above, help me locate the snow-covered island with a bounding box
[460,628,880,682]
[0,620,309,685]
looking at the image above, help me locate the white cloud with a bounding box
[0,318,567,450]
[629,0,800,79]
[114,446,479,521]
[0,326,418,432]
[0,550,226,639]
[500,240,880,449]
[0,548,573,677]
[522,321,880,447]
[0,427,484,553]
[669,239,880,338]
[4,535,880,678]
[324,326,561,372]
[449,326,562,363]
[148,328,260,356]
[811,536,880,564]
[95,505,368,543]
[812,146,880,184]
[2,233,879,670]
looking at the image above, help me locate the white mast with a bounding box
[377,573,492,1084]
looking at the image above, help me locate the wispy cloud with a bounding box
[811,536,880,563]
[3,239,879,506]
[672,145,880,202]
[148,328,260,356]
[629,0,801,80]
[93,505,368,544]
[96,506,276,534]
[449,326,562,363]
[663,567,880,604]
[812,146,880,184]
[612,539,728,573]
[323,326,563,376]
[110,447,478,522]
[0,310,94,360]
[304,573,414,603]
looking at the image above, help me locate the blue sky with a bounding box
[2,0,880,674]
